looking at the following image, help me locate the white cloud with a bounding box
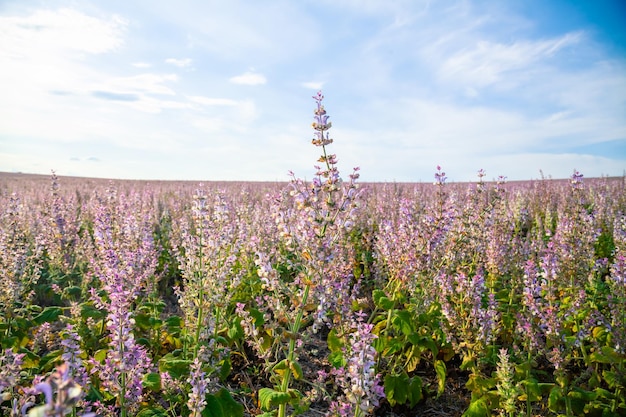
[165,58,192,68]
[132,62,152,68]
[0,8,125,59]
[439,32,583,88]
[302,81,325,90]
[96,73,179,96]
[229,71,267,85]
[187,96,238,106]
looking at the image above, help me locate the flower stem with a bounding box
[278,283,311,417]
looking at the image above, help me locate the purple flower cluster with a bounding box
[438,271,500,352]
[1,348,26,400]
[186,349,209,417]
[328,312,385,417]
[88,190,156,413]
[608,253,626,353]
[60,324,89,390]
[24,363,95,417]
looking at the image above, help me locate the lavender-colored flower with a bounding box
[88,189,156,414]
[26,363,95,417]
[570,169,584,190]
[0,348,25,400]
[433,165,447,186]
[60,324,89,389]
[328,312,385,417]
[187,353,209,417]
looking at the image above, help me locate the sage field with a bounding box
[1,93,625,417]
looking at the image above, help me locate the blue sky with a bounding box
[0,0,625,182]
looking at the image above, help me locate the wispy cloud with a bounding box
[302,81,325,90]
[165,58,192,68]
[229,71,267,85]
[439,32,584,89]
[92,91,140,102]
[187,96,238,106]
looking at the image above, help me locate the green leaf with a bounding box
[408,376,423,408]
[38,349,62,371]
[328,351,345,368]
[80,303,105,320]
[32,307,62,325]
[384,373,410,406]
[214,388,243,417]
[404,345,421,373]
[227,320,244,341]
[249,308,265,327]
[327,329,343,353]
[63,286,82,299]
[520,378,541,402]
[548,386,565,413]
[142,372,161,392]
[203,393,224,417]
[219,357,231,381]
[289,360,303,381]
[568,387,596,415]
[159,353,191,379]
[589,346,622,365]
[373,289,394,310]
[136,407,168,417]
[462,397,489,417]
[435,360,446,398]
[603,370,625,389]
[165,315,183,335]
[134,313,153,330]
[18,348,40,369]
[258,388,291,411]
[392,309,414,335]
[93,348,108,363]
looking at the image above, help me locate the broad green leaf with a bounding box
[134,313,152,330]
[93,349,108,363]
[219,357,232,381]
[404,345,421,373]
[548,386,564,413]
[384,373,409,406]
[462,397,489,417]
[142,372,161,391]
[33,307,63,327]
[63,286,82,299]
[435,360,446,398]
[258,388,291,411]
[373,289,394,310]
[227,321,244,341]
[159,354,191,379]
[214,388,243,417]
[328,351,345,368]
[520,378,541,402]
[203,393,224,417]
[80,303,105,320]
[327,329,343,352]
[408,376,423,407]
[392,309,414,335]
[136,407,168,417]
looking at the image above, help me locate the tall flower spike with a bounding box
[311,91,333,147]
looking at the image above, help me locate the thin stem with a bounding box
[278,283,311,417]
